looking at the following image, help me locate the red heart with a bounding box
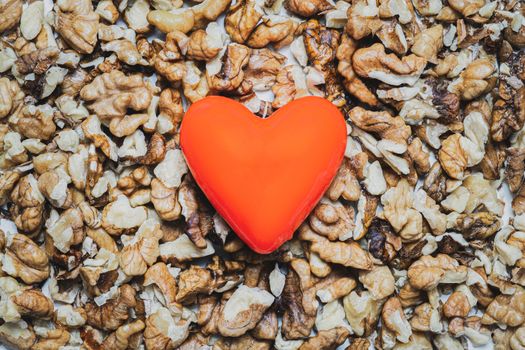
[180,96,347,253]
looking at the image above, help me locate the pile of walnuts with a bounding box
[0,0,524,348]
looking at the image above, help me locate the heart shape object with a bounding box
[180,96,347,253]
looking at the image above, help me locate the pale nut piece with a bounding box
[20,1,44,40]
[308,199,353,241]
[345,0,382,40]
[183,61,210,104]
[412,189,446,235]
[31,327,71,350]
[95,0,119,23]
[101,195,148,235]
[376,20,408,56]
[315,274,357,303]
[109,114,149,138]
[448,0,485,18]
[0,320,36,350]
[348,106,411,146]
[443,290,472,318]
[147,8,195,34]
[218,285,275,337]
[144,306,192,349]
[0,78,24,119]
[225,0,264,44]
[153,148,188,189]
[0,171,21,206]
[191,0,232,28]
[510,326,525,350]
[380,179,424,242]
[46,208,85,254]
[9,174,45,236]
[176,265,215,303]
[410,303,442,332]
[272,65,325,109]
[123,0,150,33]
[101,319,145,350]
[343,290,382,337]
[412,0,443,15]
[101,39,149,66]
[382,296,412,343]
[119,219,163,276]
[482,286,525,327]
[160,232,215,262]
[298,327,349,350]
[81,115,119,161]
[156,87,184,134]
[80,70,153,120]
[448,58,496,101]
[407,254,468,290]
[245,16,299,49]
[17,104,57,141]
[326,158,361,202]
[0,0,23,33]
[144,262,178,308]
[359,265,395,300]
[37,170,73,209]
[55,0,100,54]
[148,0,230,33]
[285,0,334,17]
[207,43,252,92]
[336,34,379,106]
[352,43,427,86]
[438,131,483,180]
[55,305,87,327]
[151,178,181,221]
[187,26,224,61]
[2,234,50,284]
[0,276,53,322]
[85,284,137,331]
[244,48,286,92]
[411,24,443,63]
[299,226,373,270]
[437,138,464,181]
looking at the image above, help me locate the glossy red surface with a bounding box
[180,96,347,253]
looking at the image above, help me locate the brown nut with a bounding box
[85,284,137,331]
[0,77,24,119]
[408,254,468,290]
[55,0,99,54]
[285,0,333,17]
[2,234,50,284]
[119,219,163,276]
[80,70,153,120]
[0,0,22,33]
[352,43,427,86]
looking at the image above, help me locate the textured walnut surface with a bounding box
[0,0,524,349]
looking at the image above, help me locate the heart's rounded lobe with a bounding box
[180,96,347,253]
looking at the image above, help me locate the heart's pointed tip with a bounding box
[241,233,292,255]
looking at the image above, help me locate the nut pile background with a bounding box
[0,0,524,349]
